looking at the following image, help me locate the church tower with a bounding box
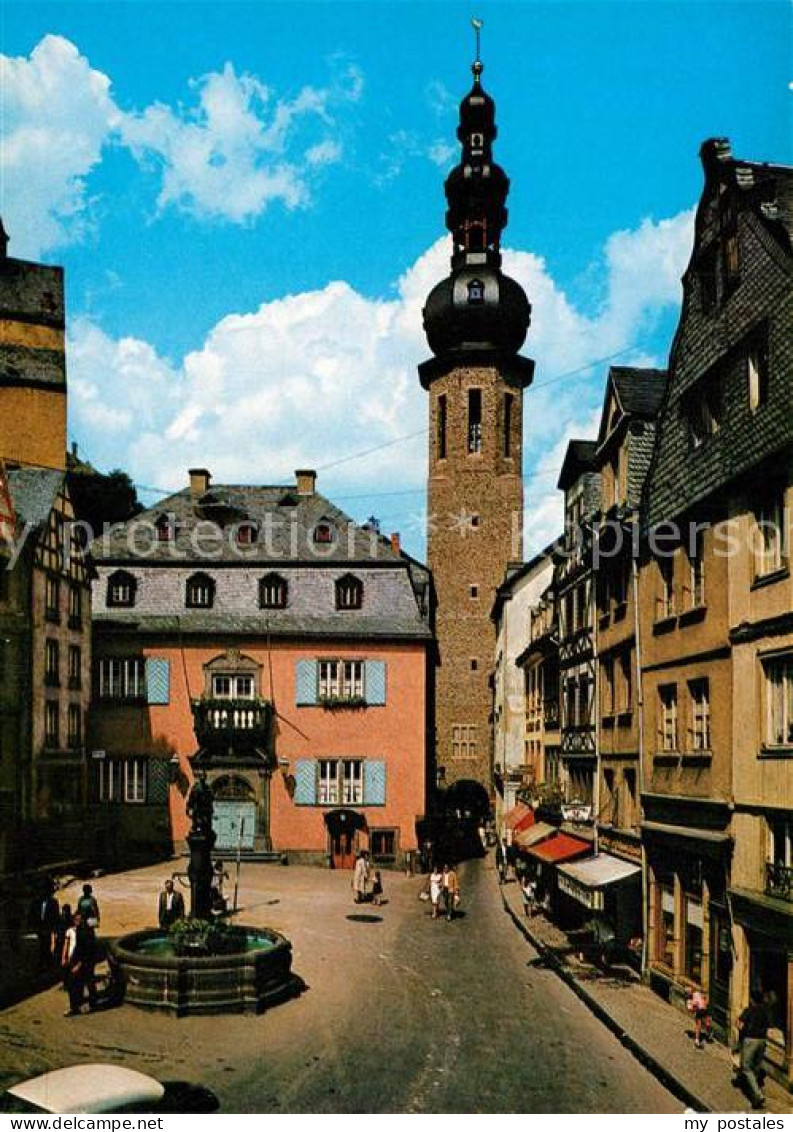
[420,37,533,795]
[0,222,67,471]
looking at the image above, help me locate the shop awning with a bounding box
[513,821,556,851]
[525,832,591,864]
[557,853,641,911]
[503,802,532,830]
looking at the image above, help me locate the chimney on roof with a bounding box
[390,532,401,555]
[295,469,316,496]
[189,468,211,497]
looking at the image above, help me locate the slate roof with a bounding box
[609,367,668,420]
[91,483,407,565]
[7,467,63,530]
[557,440,598,491]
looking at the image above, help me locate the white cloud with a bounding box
[1,35,117,258]
[67,207,693,557]
[1,37,363,255]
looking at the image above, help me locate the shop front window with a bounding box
[657,882,675,968]
[684,895,703,983]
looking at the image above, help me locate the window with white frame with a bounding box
[452,724,477,759]
[185,572,215,609]
[658,684,678,752]
[124,758,147,803]
[335,574,363,610]
[317,758,363,806]
[44,701,59,748]
[97,658,146,700]
[67,705,82,749]
[688,531,706,607]
[688,678,711,751]
[106,570,136,608]
[212,673,255,700]
[764,655,793,747]
[658,555,676,619]
[97,757,147,803]
[318,659,364,700]
[341,759,363,805]
[259,573,288,609]
[754,497,786,578]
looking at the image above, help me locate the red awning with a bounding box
[503,802,531,830]
[513,809,536,834]
[525,832,592,864]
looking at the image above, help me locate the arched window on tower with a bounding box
[437,394,447,460]
[467,279,484,305]
[468,389,482,455]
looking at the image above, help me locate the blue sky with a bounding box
[2,1,790,554]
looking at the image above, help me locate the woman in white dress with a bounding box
[429,866,444,920]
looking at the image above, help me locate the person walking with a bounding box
[737,987,770,1109]
[371,869,384,907]
[352,851,369,904]
[495,841,506,885]
[521,874,536,918]
[443,864,459,922]
[687,985,713,1049]
[429,865,444,920]
[30,877,60,967]
[158,878,186,929]
[76,883,100,928]
[62,911,95,1016]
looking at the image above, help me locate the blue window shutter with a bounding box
[363,760,386,806]
[296,660,318,705]
[365,660,386,705]
[146,658,170,705]
[294,759,317,805]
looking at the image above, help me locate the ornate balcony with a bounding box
[191,697,273,753]
[765,862,793,903]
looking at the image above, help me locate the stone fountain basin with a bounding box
[109,927,296,1016]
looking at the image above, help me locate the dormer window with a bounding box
[155,515,174,542]
[186,571,215,609]
[236,522,257,546]
[314,521,335,545]
[259,572,288,610]
[467,278,485,305]
[335,573,363,611]
[107,570,137,609]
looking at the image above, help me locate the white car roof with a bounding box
[8,1065,166,1113]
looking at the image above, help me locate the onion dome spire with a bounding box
[422,21,531,359]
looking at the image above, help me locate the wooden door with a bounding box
[331,830,355,869]
[708,907,732,1036]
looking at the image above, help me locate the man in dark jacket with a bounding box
[738,988,769,1109]
[30,877,60,966]
[158,879,186,929]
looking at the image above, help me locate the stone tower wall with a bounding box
[427,362,524,791]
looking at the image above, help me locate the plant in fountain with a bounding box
[168,917,248,957]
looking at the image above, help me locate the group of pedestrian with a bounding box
[28,879,102,1017]
[428,863,460,921]
[351,851,384,906]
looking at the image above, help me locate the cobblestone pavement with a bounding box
[0,856,679,1113]
[499,872,792,1114]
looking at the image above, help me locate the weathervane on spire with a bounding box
[471,17,483,80]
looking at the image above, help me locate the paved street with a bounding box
[0,856,679,1113]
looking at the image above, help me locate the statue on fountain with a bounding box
[187,770,214,836]
[186,771,216,919]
